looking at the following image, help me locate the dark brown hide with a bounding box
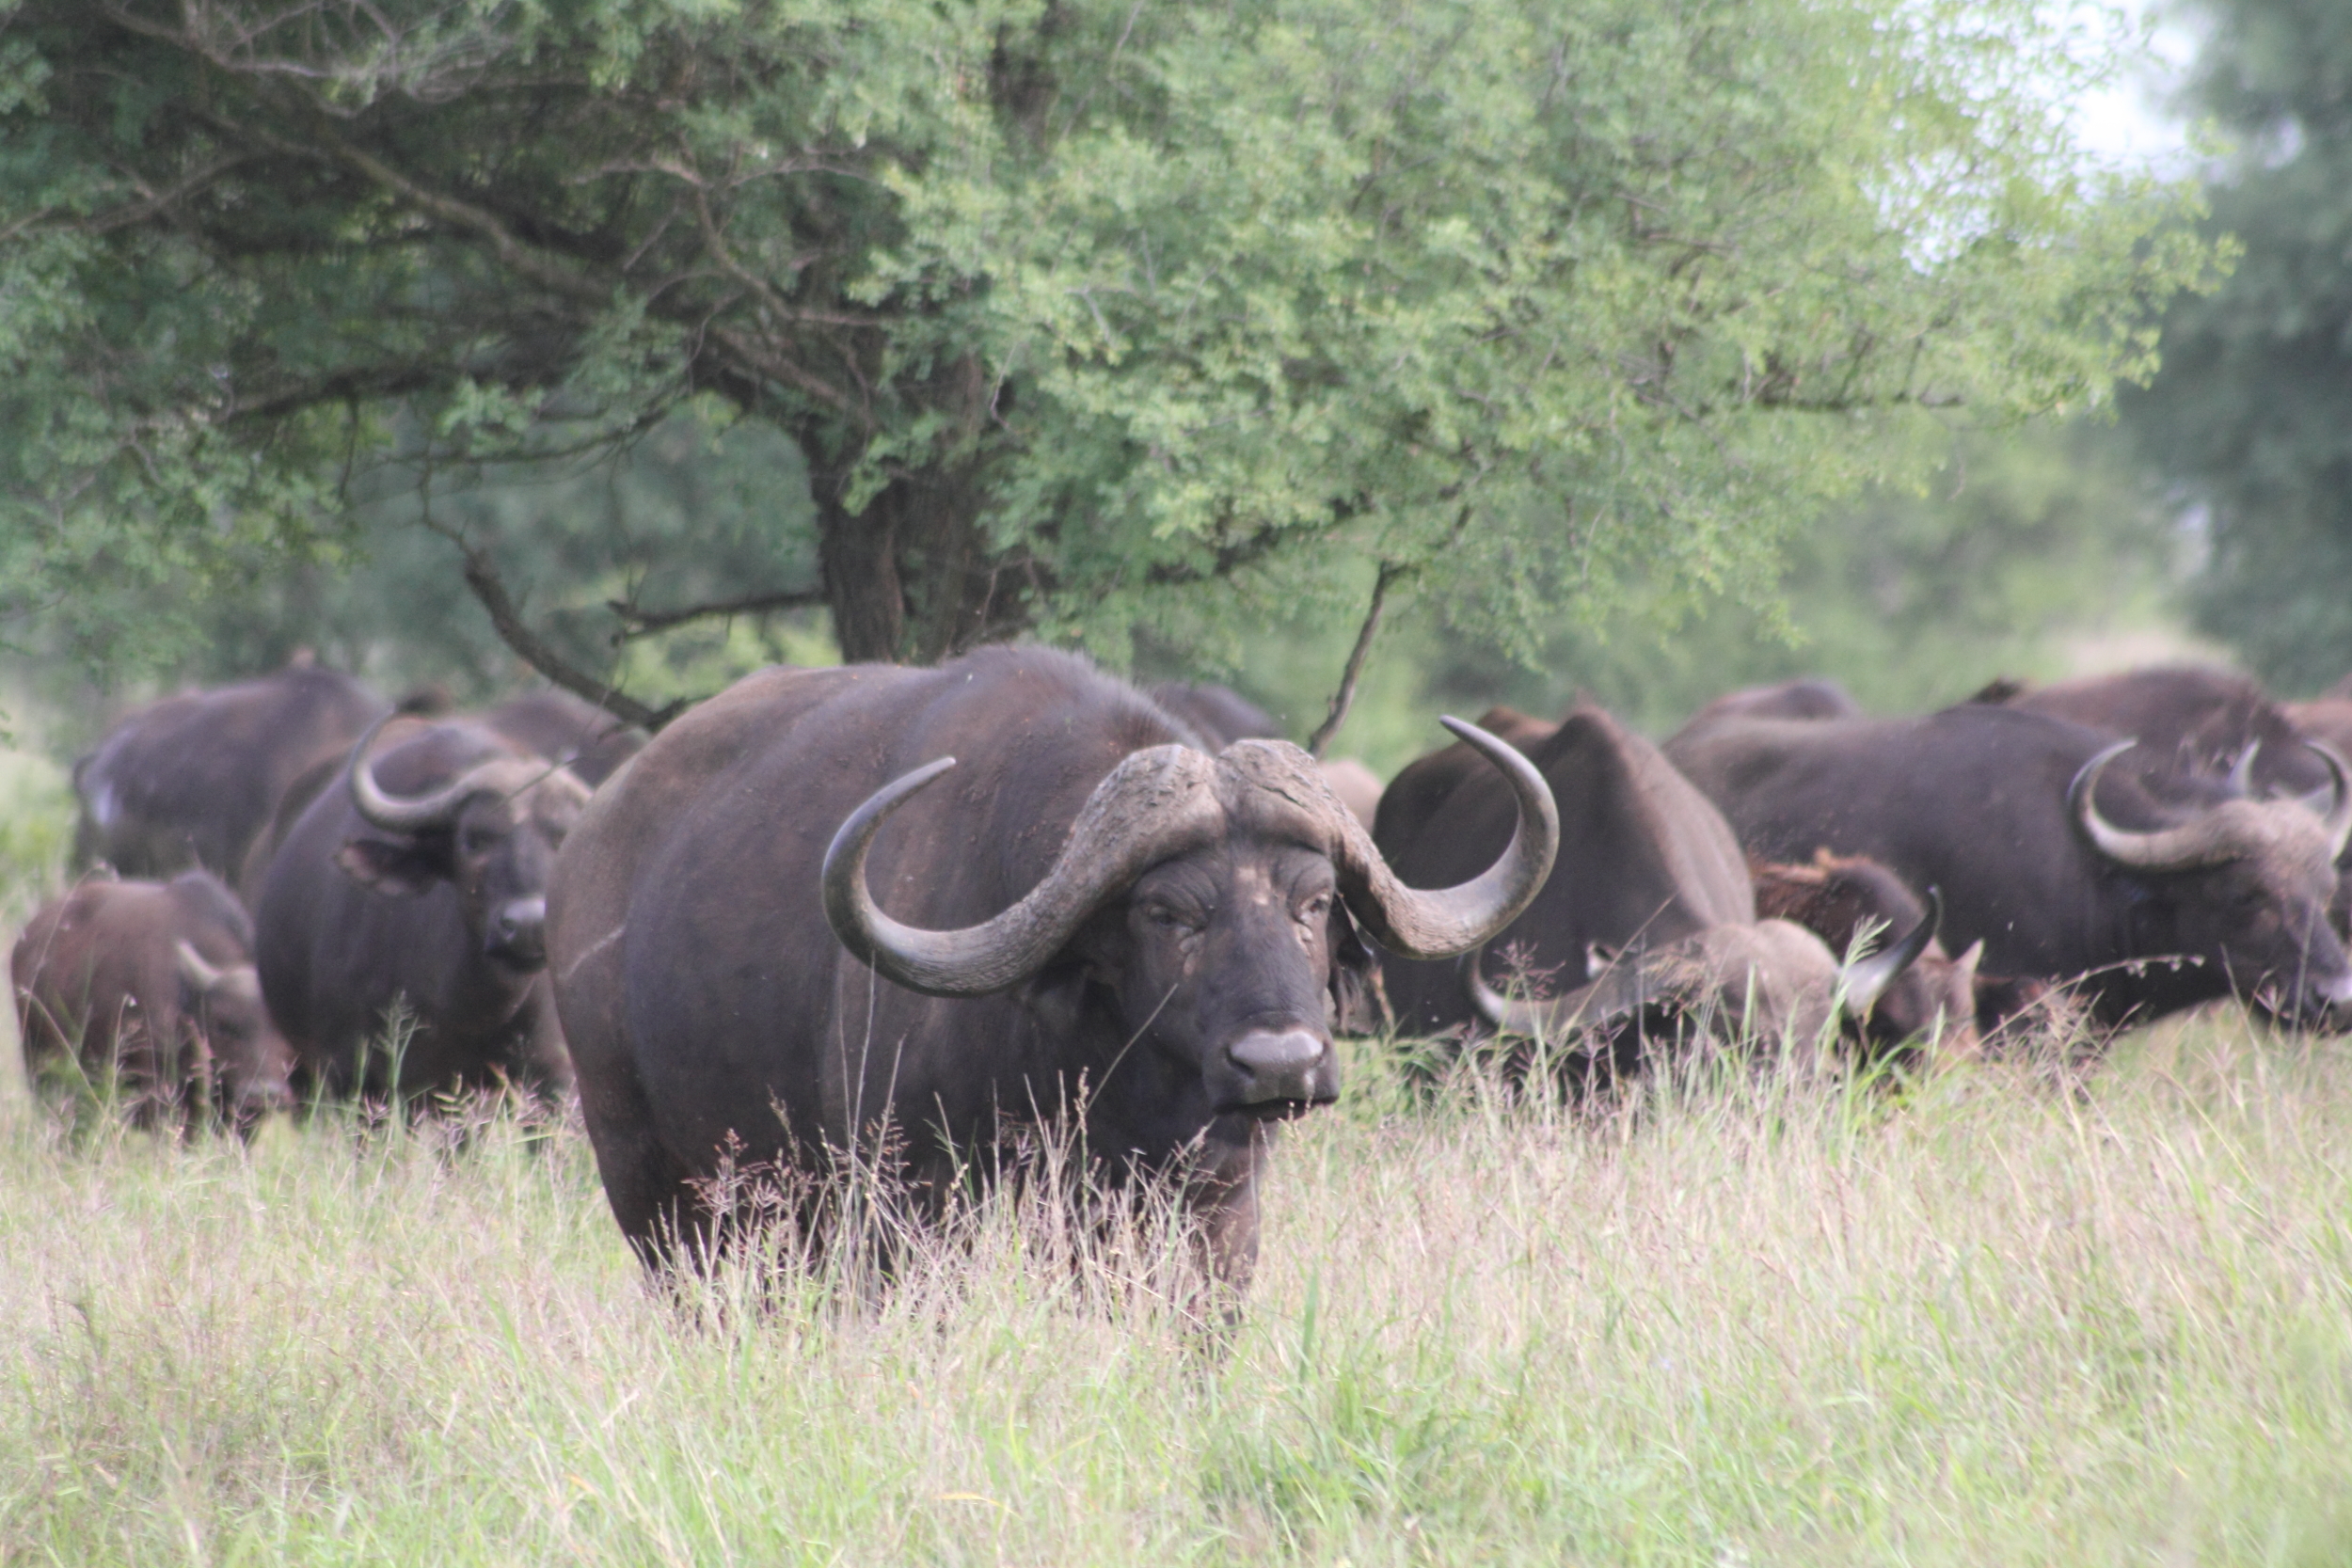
[1666,705,2352,1025]
[11,871,292,1129]
[252,721,587,1100]
[1371,705,1557,860]
[1377,701,1923,1068]
[1682,678,1861,730]
[1752,850,1981,1056]
[2003,665,2332,797]
[545,649,1552,1293]
[73,665,387,880]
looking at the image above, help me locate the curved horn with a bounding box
[2227,740,2262,798]
[1837,886,1942,1016]
[1464,945,1651,1041]
[345,714,521,833]
[174,939,223,992]
[1327,717,1560,959]
[2069,739,2243,870]
[824,747,1227,998]
[2304,740,2352,858]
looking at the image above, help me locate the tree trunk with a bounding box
[811,464,1034,665]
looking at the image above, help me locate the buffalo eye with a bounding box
[1295,891,1333,927]
[1139,901,1203,936]
[458,824,499,857]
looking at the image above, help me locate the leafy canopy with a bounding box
[2122,0,2352,692]
[0,0,2213,702]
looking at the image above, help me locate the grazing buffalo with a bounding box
[1145,681,1283,748]
[545,649,1557,1292]
[1751,850,1985,1053]
[1376,702,1934,1068]
[252,719,588,1101]
[1664,704,2352,1025]
[12,871,292,1129]
[72,664,388,879]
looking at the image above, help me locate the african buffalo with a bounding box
[1996,664,2333,797]
[478,689,644,787]
[72,663,389,880]
[1664,704,2352,1025]
[1376,701,1934,1069]
[12,870,292,1129]
[1683,677,1862,729]
[251,718,588,1101]
[1751,851,1983,1053]
[545,648,1557,1293]
[235,692,636,904]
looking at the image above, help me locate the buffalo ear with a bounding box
[1016,961,1097,1039]
[1327,900,1386,1036]
[334,835,451,896]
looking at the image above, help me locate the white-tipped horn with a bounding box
[2227,740,2262,797]
[1837,887,1941,1016]
[174,939,224,992]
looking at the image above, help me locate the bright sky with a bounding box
[2069,0,2204,175]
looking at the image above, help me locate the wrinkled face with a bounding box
[183,967,294,1121]
[1094,840,1352,1117]
[337,777,588,971]
[2168,808,2352,1020]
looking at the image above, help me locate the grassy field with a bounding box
[9,743,2352,1564]
[5,1012,2352,1565]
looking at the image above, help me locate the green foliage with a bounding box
[1158,419,2186,766]
[143,404,834,705]
[0,0,2217,701]
[0,736,68,922]
[2120,0,2352,693]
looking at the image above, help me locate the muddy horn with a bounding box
[346,714,529,832]
[2070,739,2248,870]
[1321,718,1561,959]
[825,717,1558,997]
[823,747,1231,998]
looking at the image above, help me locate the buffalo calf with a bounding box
[12,871,292,1129]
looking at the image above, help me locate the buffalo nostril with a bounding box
[1226,1029,1326,1079]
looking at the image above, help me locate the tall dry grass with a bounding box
[4,1017,2352,1565]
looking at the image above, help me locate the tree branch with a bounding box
[1307,559,1410,758]
[606,586,829,639]
[432,525,688,731]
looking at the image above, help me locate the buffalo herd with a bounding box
[15,654,2352,1294]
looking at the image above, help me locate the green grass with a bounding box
[5,1016,2352,1565]
[8,721,2352,1563]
